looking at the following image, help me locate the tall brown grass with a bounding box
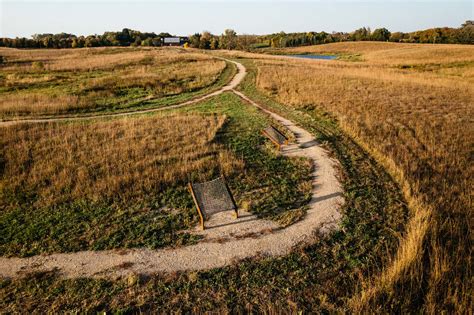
[287,41,474,65]
[0,114,243,207]
[82,58,225,95]
[0,47,222,71]
[0,47,226,117]
[255,42,473,312]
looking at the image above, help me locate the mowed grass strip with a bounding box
[0,93,313,257]
[0,47,227,118]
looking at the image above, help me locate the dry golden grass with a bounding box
[0,113,243,207]
[0,47,221,71]
[0,92,100,115]
[288,41,474,64]
[255,42,473,312]
[0,47,148,71]
[0,47,226,117]
[83,58,225,95]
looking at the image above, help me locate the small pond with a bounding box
[285,54,337,60]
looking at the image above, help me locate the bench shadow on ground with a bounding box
[205,213,258,229]
[308,191,343,206]
[299,139,319,148]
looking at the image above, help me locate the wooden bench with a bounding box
[188,176,238,230]
[262,125,289,150]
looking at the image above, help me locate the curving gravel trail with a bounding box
[0,59,343,279]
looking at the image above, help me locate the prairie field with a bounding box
[0,47,229,118]
[0,42,472,313]
[255,42,473,311]
[1,114,238,208]
[287,41,474,65]
[0,93,312,256]
[0,91,408,313]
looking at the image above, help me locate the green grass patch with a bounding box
[396,60,474,72]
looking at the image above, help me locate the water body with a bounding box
[286,54,337,60]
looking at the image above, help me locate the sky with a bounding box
[0,0,472,38]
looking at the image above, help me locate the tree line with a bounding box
[0,29,173,49]
[259,21,473,48]
[1,22,472,50]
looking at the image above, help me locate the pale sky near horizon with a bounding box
[0,0,472,38]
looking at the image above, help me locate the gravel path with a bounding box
[0,60,343,279]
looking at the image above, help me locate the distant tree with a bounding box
[270,37,278,48]
[220,29,237,50]
[118,28,132,46]
[189,33,201,48]
[131,37,141,47]
[199,31,212,49]
[76,36,86,48]
[42,36,53,48]
[457,21,474,44]
[141,38,153,46]
[389,32,406,42]
[415,28,445,43]
[236,34,258,50]
[372,28,391,41]
[210,37,219,50]
[84,36,99,47]
[352,27,371,41]
[151,37,161,46]
[158,32,172,38]
[103,32,120,46]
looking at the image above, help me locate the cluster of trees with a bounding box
[389,21,473,44]
[1,22,472,50]
[0,29,173,49]
[261,21,473,48]
[257,31,349,48]
[187,29,244,50]
[350,27,391,41]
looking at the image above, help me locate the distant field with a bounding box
[283,41,474,67]
[254,42,473,311]
[0,47,229,118]
[0,93,312,256]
